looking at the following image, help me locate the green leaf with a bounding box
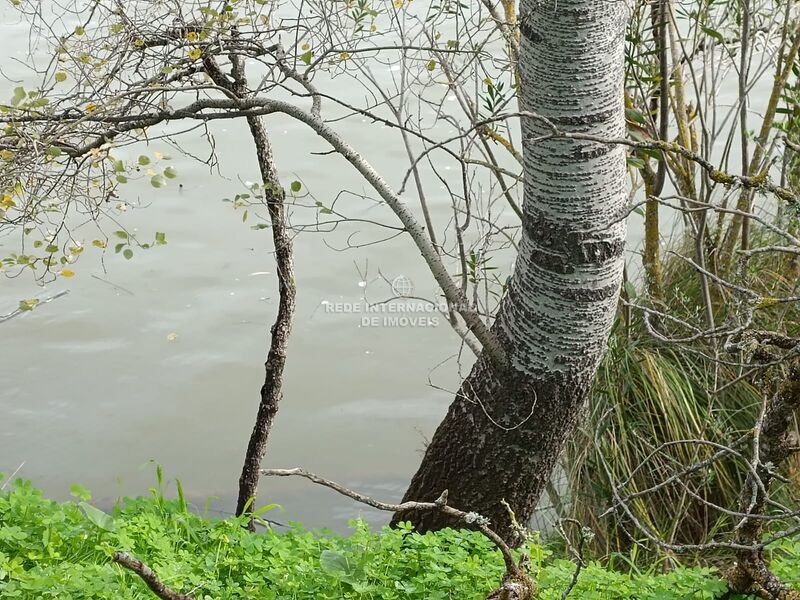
[300,50,313,65]
[114,230,128,240]
[290,181,302,193]
[151,175,166,188]
[138,155,151,166]
[701,26,725,44]
[155,231,167,245]
[426,59,436,72]
[320,550,350,575]
[46,146,62,157]
[123,248,134,260]
[627,156,646,169]
[78,502,117,532]
[625,107,647,125]
[70,484,91,502]
[11,87,26,106]
[163,166,177,179]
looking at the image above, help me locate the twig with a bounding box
[1,462,25,491]
[112,552,194,600]
[91,275,135,296]
[261,467,535,599]
[0,290,70,324]
[557,519,591,599]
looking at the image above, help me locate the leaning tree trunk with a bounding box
[234,114,296,528]
[204,56,297,530]
[392,0,629,544]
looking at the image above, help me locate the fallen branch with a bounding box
[112,552,194,600]
[261,467,536,600]
[0,290,70,324]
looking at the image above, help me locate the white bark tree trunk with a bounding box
[507,0,628,376]
[393,0,630,543]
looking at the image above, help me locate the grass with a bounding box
[3,475,792,599]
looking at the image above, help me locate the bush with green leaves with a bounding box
[1,475,797,599]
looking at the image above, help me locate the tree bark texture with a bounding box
[393,0,630,544]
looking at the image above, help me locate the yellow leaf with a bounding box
[60,269,75,278]
[186,31,199,42]
[339,51,350,60]
[92,239,106,248]
[154,151,164,160]
[85,103,98,113]
[1,194,15,208]
[55,72,67,83]
[393,0,404,7]
[188,48,202,60]
[167,332,178,342]
[1,150,13,161]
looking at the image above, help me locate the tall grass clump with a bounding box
[563,222,800,558]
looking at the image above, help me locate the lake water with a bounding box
[0,3,774,531]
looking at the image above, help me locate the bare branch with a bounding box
[112,552,195,600]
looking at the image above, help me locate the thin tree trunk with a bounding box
[234,114,296,528]
[203,56,297,529]
[643,0,669,300]
[392,0,629,544]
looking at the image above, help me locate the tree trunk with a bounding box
[392,0,629,544]
[203,56,297,530]
[234,114,296,528]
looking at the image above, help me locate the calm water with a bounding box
[0,4,769,530]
